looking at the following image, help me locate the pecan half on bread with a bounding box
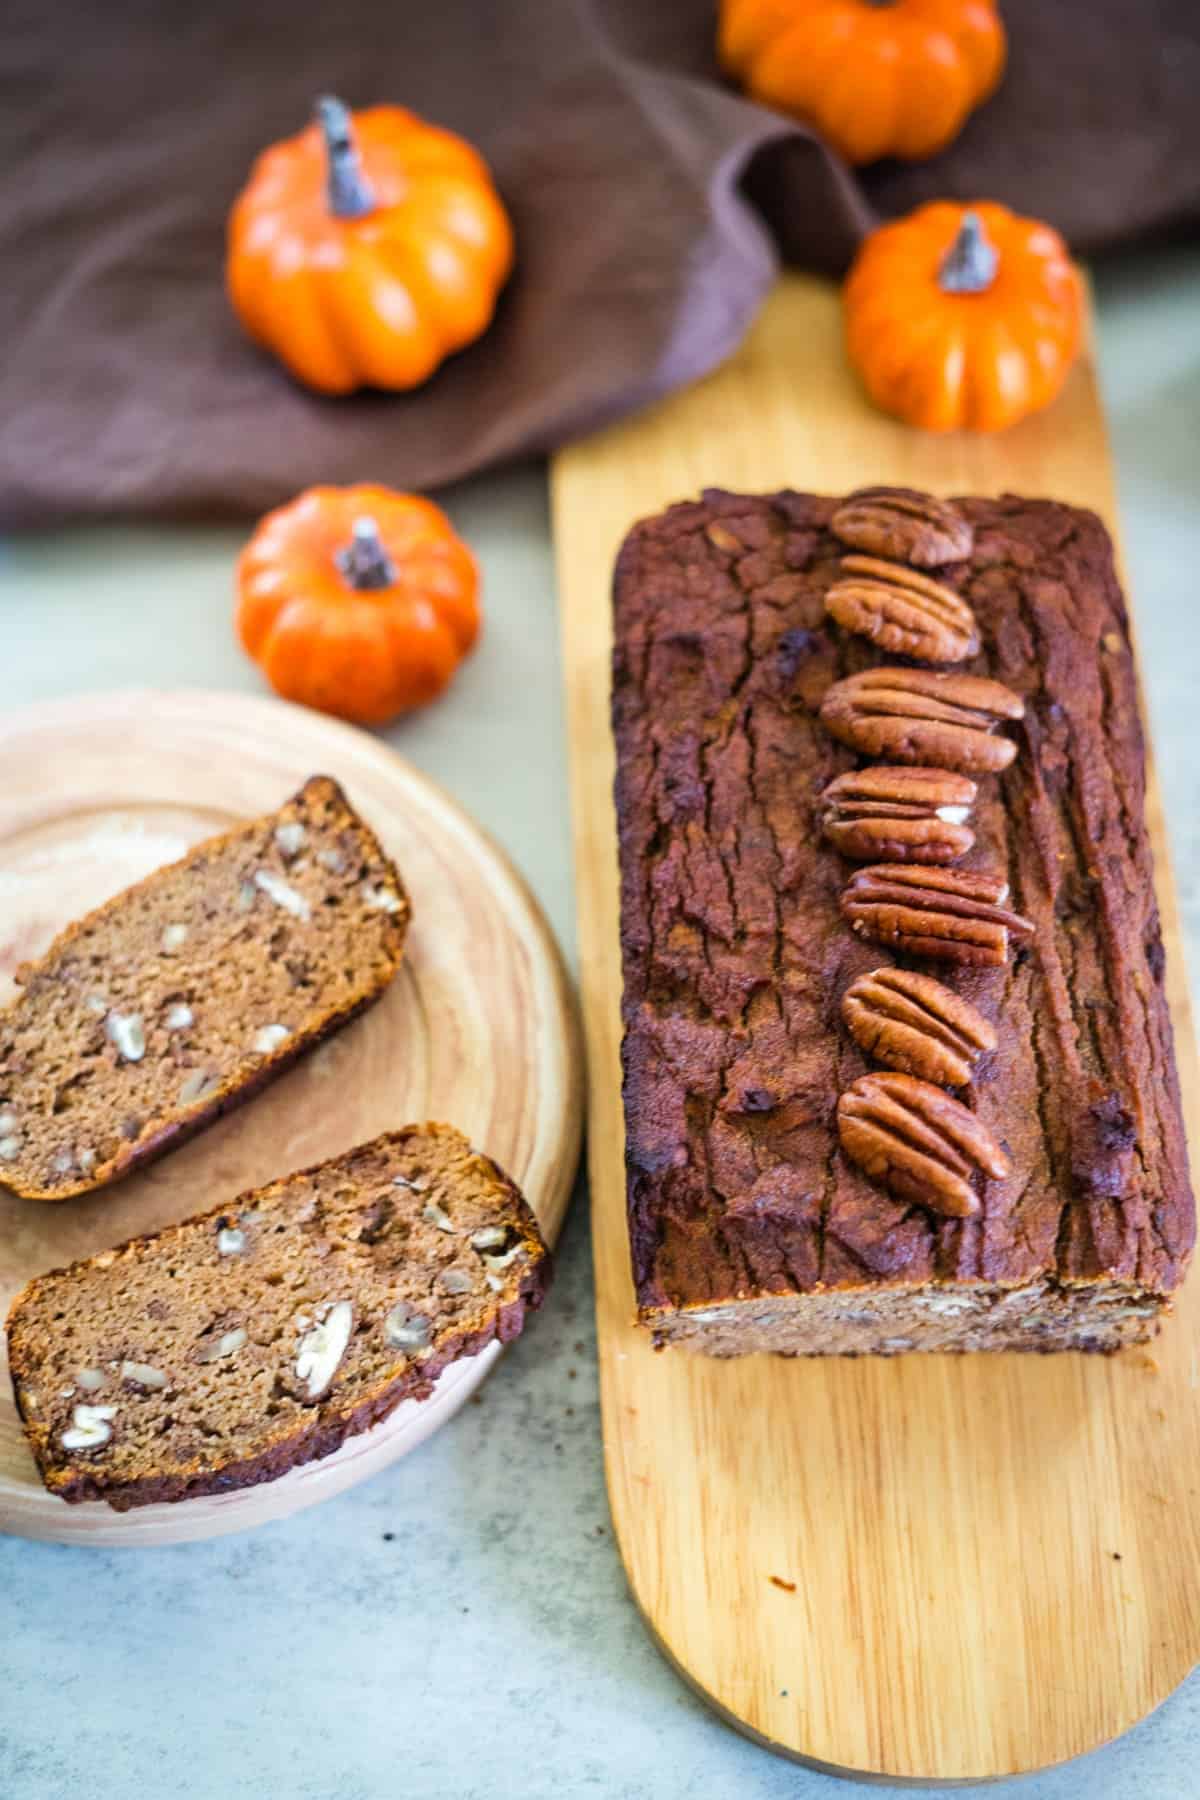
[824,556,979,663]
[819,666,1024,773]
[837,1072,1009,1218]
[842,967,997,1087]
[829,488,974,567]
[841,864,1035,966]
[818,766,976,864]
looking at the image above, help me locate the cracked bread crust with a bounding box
[611,490,1195,1354]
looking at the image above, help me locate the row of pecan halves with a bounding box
[816,487,1025,1219]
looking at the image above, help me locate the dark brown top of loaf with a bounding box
[0,776,408,1201]
[7,1123,549,1508]
[612,490,1194,1320]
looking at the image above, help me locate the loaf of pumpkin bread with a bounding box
[7,1124,550,1508]
[611,487,1194,1355]
[0,776,408,1201]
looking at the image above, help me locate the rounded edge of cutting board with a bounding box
[633,1588,1194,1787]
[0,688,583,1545]
[554,272,1200,1781]
[593,1180,1200,1784]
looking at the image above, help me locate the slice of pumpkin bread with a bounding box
[0,776,408,1201]
[7,1124,550,1509]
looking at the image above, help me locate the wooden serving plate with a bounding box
[0,690,582,1545]
[552,274,1200,1782]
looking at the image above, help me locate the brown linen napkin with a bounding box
[2,0,1197,526]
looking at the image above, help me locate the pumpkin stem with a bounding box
[315,95,375,220]
[938,211,998,295]
[336,518,397,591]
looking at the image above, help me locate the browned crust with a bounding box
[611,490,1195,1348]
[7,1125,551,1509]
[2,774,409,1203]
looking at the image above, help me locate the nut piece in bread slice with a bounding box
[6,1124,550,1509]
[0,776,409,1202]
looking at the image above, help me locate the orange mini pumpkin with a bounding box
[719,0,1006,165]
[843,202,1083,433]
[237,485,480,724]
[227,97,514,395]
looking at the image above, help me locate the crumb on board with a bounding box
[769,1575,797,1593]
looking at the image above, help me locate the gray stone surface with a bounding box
[0,246,1198,1797]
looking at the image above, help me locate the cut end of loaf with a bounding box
[6,1124,550,1509]
[644,1279,1167,1358]
[0,774,409,1203]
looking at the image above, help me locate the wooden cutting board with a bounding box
[0,690,582,1546]
[551,274,1200,1782]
